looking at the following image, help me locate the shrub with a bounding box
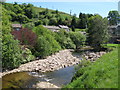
[34,20,43,26]
[2,7,23,69]
[33,25,61,58]
[55,30,75,49]
[11,28,37,46]
[69,32,86,49]
[23,22,35,30]
[21,46,35,63]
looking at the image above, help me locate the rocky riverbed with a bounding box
[1,49,107,89]
[1,49,81,77]
[1,49,107,78]
[83,51,106,62]
[33,82,60,88]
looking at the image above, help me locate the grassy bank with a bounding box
[63,45,119,88]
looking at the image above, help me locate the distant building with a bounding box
[43,26,60,32]
[108,25,120,43]
[59,25,70,32]
[12,24,22,31]
[43,25,70,32]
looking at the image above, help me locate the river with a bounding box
[2,65,77,88]
[2,51,83,89]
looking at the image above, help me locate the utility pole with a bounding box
[70,10,72,16]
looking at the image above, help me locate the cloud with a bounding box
[6,0,120,2]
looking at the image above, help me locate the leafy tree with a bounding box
[34,20,43,26]
[71,15,77,27]
[24,5,34,19]
[71,15,77,31]
[16,14,29,23]
[58,17,63,25]
[87,15,109,50]
[49,18,57,25]
[107,11,120,25]
[13,4,23,14]
[11,28,37,46]
[69,32,86,50]
[78,13,88,29]
[42,19,49,25]
[33,25,61,58]
[21,46,35,63]
[33,25,51,36]
[2,8,23,69]
[55,30,76,49]
[45,13,52,19]
[34,36,52,58]
[24,22,35,30]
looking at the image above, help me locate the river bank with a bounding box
[1,49,107,78]
[2,49,107,89]
[1,49,81,77]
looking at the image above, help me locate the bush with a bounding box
[33,25,61,58]
[21,46,35,63]
[2,34,23,69]
[69,32,86,49]
[23,22,35,30]
[55,30,75,49]
[12,28,37,46]
[34,20,43,26]
[2,7,23,69]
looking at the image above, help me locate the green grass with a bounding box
[106,44,119,47]
[102,44,118,47]
[75,28,87,32]
[33,6,72,20]
[63,47,119,88]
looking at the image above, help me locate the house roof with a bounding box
[12,24,22,28]
[117,24,120,27]
[108,25,117,29]
[43,25,60,29]
[59,25,69,29]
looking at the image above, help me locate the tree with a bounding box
[16,14,29,23]
[49,18,57,25]
[2,8,23,69]
[71,15,77,27]
[42,19,49,25]
[34,20,43,26]
[24,5,34,19]
[33,25,61,58]
[107,11,120,25]
[69,32,86,50]
[71,15,77,31]
[55,30,75,49]
[58,17,63,25]
[87,15,109,50]
[11,28,37,46]
[78,12,88,29]
[24,22,35,30]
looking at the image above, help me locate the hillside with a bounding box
[2,2,73,27]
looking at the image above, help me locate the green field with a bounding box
[106,44,119,47]
[63,46,119,88]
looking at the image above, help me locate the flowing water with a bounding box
[2,65,77,88]
[2,52,83,89]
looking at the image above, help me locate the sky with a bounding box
[6,0,120,2]
[6,0,120,17]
